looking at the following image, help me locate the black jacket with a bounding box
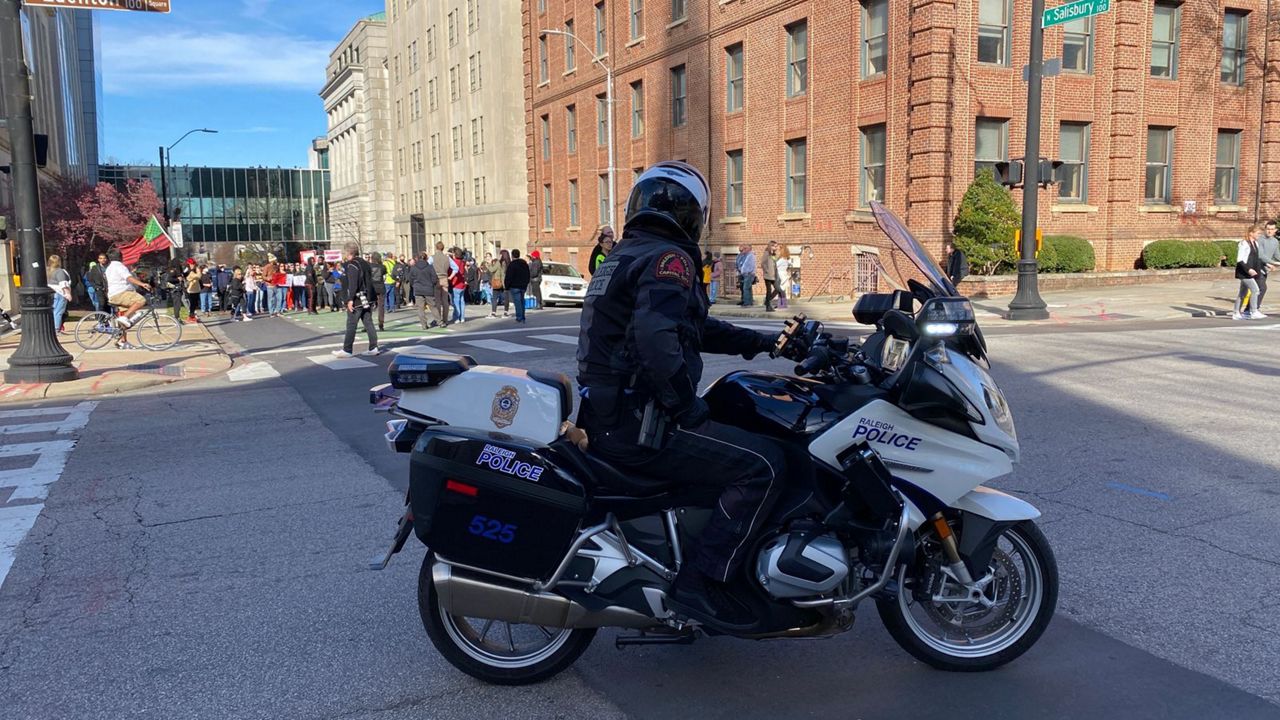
[410,262,439,295]
[344,257,374,299]
[1236,240,1262,280]
[304,262,319,286]
[505,258,531,291]
[87,264,107,295]
[577,224,772,412]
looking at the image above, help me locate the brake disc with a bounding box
[922,548,1023,636]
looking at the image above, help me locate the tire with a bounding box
[74,311,117,351]
[135,312,183,351]
[416,553,595,685]
[877,520,1058,672]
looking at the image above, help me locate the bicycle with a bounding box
[74,293,183,352]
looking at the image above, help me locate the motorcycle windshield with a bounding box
[869,201,957,298]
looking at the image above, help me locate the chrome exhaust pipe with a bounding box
[432,562,659,630]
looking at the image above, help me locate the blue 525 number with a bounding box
[468,515,517,544]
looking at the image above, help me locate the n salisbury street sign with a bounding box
[1043,0,1110,28]
[22,0,170,12]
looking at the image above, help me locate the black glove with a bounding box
[741,331,777,361]
[674,396,710,429]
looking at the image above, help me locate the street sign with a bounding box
[22,0,170,13]
[1022,58,1062,81]
[1043,0,1110,29]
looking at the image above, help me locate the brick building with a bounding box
[523,0,1280,296]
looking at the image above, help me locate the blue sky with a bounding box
[96,0,385,169]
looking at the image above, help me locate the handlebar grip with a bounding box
[796,352,826,376]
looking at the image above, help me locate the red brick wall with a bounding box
[523,0,1280,293]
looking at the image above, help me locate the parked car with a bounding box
[539,262,587,306]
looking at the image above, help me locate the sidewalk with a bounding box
[0,318,232,403]
[709,278,1253,327]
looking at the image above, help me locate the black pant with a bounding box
[187,292,200,318]
[343,305,378,353]
[763,279,777,310]
[375,288,386,328]
[1258,272,1269,309]
[580,398,785,582]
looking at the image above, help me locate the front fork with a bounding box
[930,511,975,585]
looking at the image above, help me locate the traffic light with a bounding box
[994,160,1024,188]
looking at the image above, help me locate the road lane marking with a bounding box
[531,334,579,345]
[1106,482,1171,501]
[0,402,97,589]
[245,325,582,357]
[227,362,281,382]
[307,355,377,370]
[462,339,541,354]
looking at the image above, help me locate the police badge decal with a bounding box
[490,386,521,429]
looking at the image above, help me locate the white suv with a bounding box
[539,262,588,306]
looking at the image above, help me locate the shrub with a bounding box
[1142,240,1228,269]
[1039,235,1095,273]
[1213,240,1239,267]
[953,170,1020,275]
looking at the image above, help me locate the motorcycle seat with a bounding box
[549,439,677,496]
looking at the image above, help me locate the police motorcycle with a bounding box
[370,201,1057,685]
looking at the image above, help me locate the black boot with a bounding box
[667,566,755,631]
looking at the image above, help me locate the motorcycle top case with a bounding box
[409,431,586,580]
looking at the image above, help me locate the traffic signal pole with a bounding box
[2,0,76,383]
[1007,0,1051,321]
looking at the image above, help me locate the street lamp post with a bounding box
[1,0,75,382]
[540,29,615,230]
[1007,0,1050,320]
[158,128,217,228]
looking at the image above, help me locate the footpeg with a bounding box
[614,630,698,649]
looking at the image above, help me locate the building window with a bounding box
[569,179,580,226]
[565,20,576,71]
[431,134,440,166]
[977,0,1011,65]
[539,37,549,83]
[395,100,402,128]
[455,181,464,207]
[452,125,462,161]
[726,44,744,112]
[1222,11,1248,86]
[1058,122,1089,203]
[597,94,608,145]
[1215,130,1241,204]
[631,80,644,137]
[474,177,484,204]
[1151,3,1180,79]
[541,115,551,157]
[433,186,442,210]
[671,65,687,127]
[471,118,482,155]
[974,118,1008,177]
[595,2,607,55]
[467,0,479,33]
[428,78,437,110]
[409,42,418,72]
[450,66,459,101]
[394,55,401,83]
[1062,16,1093,73]
[448,11,458,45]
[672,0,686,22]
[567,105,578,153]
[469,53,482,91]
[598,174,610,222]
[786,139,807,212]
[427,27,435,59]
[544,185,553,228]
[861,0,887,78]
[860,124,886,206]
[630,0,643,40]
[412,90,421,118]
[726,149,744,216]
[538,0,546,12]
[786,21,808,97]
[1145,126,1173,203]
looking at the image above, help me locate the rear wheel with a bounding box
[74,311,117,351]
[417,553,595,685]
[135,313,182,351]
[877,520,1057,672]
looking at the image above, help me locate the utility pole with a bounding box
[158,145,169,225]
[1007,0,1051,321]
[2,0,76,383]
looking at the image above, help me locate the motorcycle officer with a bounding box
[576,161,786,632]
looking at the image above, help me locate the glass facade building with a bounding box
[99,165,331,263]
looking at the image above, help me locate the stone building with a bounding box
[321,12,397,254]
[524,0,1280,296]
[386,0,529,259]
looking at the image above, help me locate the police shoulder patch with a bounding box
[654,250,693,288]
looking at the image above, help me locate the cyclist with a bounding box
[104,248,151,346]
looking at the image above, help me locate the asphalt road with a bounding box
[0,302,1277,719]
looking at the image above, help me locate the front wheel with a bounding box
[417,553,595,685]
[135,312,182,351]
[877,519,1057,672]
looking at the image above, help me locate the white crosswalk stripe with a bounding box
[307,354,377,369]
[530,334,579,345]
[0,401,97,590]
[461,339,541,354]
[227,361,281,382]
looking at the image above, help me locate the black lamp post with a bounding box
[158,128,217,228]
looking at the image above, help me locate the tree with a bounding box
[952,170,1021,275]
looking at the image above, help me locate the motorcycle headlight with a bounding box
[983,384,1016,437]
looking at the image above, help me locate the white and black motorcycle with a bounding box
[370,202,1057,685]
